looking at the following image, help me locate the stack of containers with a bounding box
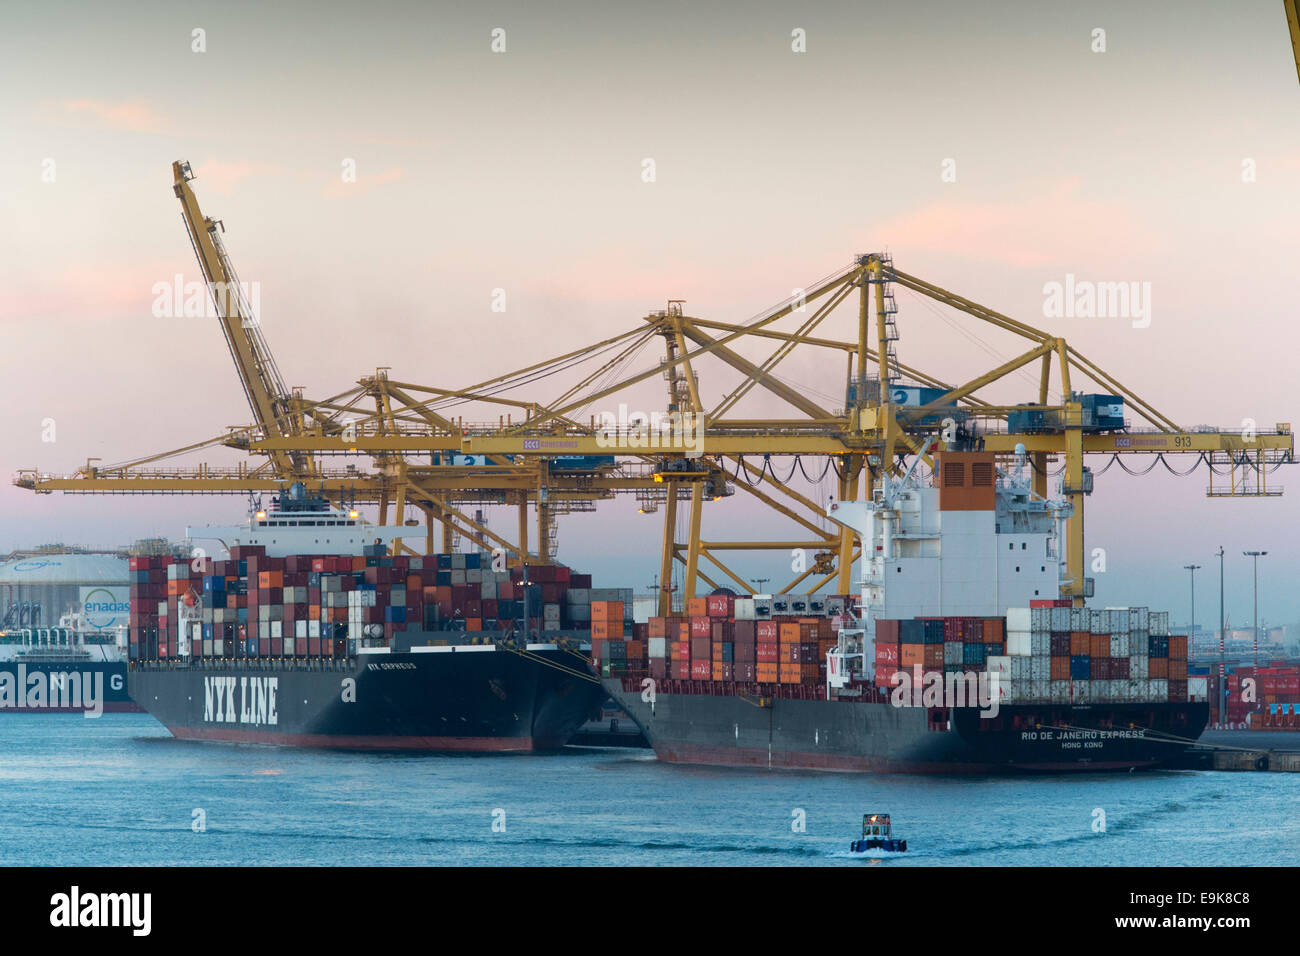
[711,620,735,681]
[778,620,802,684]
[874,619,900,688]
[131,549,604,664]
[734,619,756,682]
[756,620,779,683]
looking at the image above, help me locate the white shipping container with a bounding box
[271,620,283,639]
[986,655,1012,676]
[734,598,756,621]
[1050,680,1072,702]
[1031,607,1051,631]
[1050,607,1070,632]
[1150,611,1170,637]
[466,568,482,584]
[1189,677,1208,701]
[449,569,467,585]
[1031,633,1050,657]
[1129,606,1149,630]
[648,637,667,658]
[259,621,270,640]
[282,637,295,655]
[481,580,496,599]
[1149,679,1169,699]
[295,619,307,638]
[1011,657,1031,681]
[1007,633,1032,656]
[1109,636,1126,658]
[212,638,223,656]
[1090,610,1106,634]
[1131,657,1149,680]
[1070,607,1088,631]
[944,642,963,665]
[1030,657,1050,681]
[1006,607,1032,631]
[1074,681,1090,703]
[308,620,321,638]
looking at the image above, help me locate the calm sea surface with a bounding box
[1,714,1294,866]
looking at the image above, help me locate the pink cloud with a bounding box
[322,166,403,198]
[866,178,1164,269]
[192,160,285,195]
[61,99,169,134]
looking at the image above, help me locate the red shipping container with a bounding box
[756,620,779,641]
[706,594,734,617]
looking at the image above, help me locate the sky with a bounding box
[2,0,1299,628]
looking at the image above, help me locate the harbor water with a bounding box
[2,714,1296,867]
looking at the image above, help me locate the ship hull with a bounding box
[603,679,1209,773]
[0,660,142,714]
[130,648,604,752]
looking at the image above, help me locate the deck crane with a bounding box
[15,170,1295,610]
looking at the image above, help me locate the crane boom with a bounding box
[171,159,305,476]
[1287,0,1300,85]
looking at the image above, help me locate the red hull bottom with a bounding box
[653,741,1162,774]
[166,725,546,752]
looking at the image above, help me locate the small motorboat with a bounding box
[850,812,907,853]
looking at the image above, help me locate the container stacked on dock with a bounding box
[127,548,601,661]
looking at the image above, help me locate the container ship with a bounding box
[1,615,139,715]
[127,485,606,750]
[599,450,1210,773]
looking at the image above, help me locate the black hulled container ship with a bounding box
[599,451,1209,773]
[128,486,605,751]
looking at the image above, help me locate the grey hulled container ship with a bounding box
[600,450,1209,773]
[128,487,604,750]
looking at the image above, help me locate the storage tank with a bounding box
[0,553,129,629]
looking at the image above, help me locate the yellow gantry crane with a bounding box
[1286,0,1300,84]
[14,164,1295,615]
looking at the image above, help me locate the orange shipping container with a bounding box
[779,622,801,644]
[1150,657,1169,679]
[1050,656,1070,681]
[1170,635,1188,660]
[648,617,667,638]
[1089,635,1110,658]
[592,620,625,640]
[591,601,623,622]
[466,617,482,631]
[900,643,924,668]
[1070,631,1090,655]
[982,618,1004,641]
[687,598,709,617]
